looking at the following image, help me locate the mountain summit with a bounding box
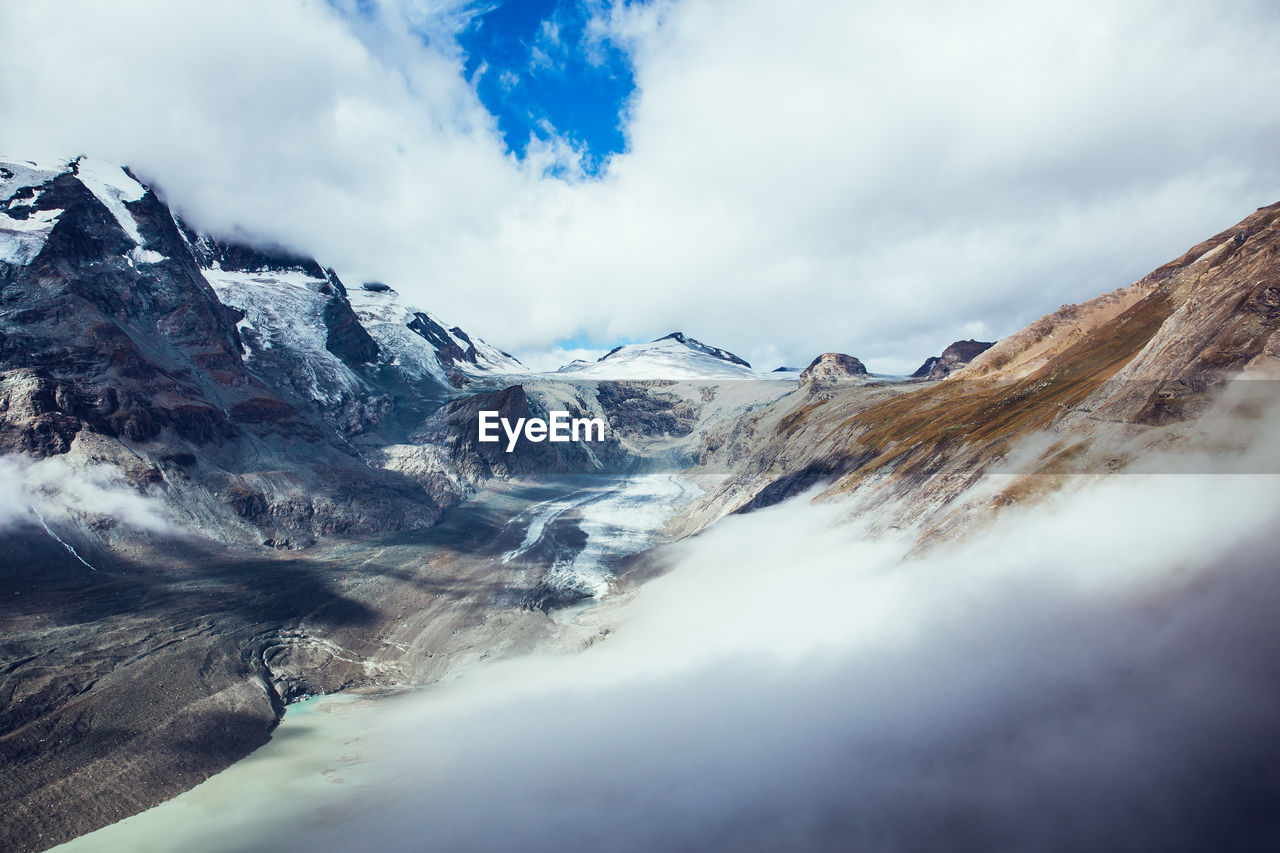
[556,332,757,380]
[800,353,868,384]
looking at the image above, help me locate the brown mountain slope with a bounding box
[675,201,1280,541]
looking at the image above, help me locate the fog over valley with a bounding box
[59,423,1280,850]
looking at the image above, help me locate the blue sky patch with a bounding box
[458,1,637,175]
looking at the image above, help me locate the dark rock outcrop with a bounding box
[406,384,616,498]
[186,230,326,279]
[412,385,561,479]
[594,381,699,440]
[407,311,477,369]
[320,273,380,366]
[2,170,246,456]
[911,339,995,379]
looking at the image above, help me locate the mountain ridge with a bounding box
[670,200,1280,541]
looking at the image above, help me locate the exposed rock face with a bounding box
[911,339,994,379]
[187,230,379,366]
[799,352,868,384]
[406,311,479,373]
[186,231,324,277]
[0,159,442,542]
[321,280,380,366]
[403,384,595,498]
[2,166,244,455]
[594,381,700,440]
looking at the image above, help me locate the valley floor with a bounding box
[1,474,696,853]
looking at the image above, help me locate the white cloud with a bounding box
[345,476,1280,850]
[3,0,1278,372]
[512,344,610,373]
[497,68,520,91]
[0,454,176,535]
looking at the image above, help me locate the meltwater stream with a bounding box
[497,473,698,602]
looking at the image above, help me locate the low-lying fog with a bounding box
[65,480,1280,850]
[335,473,1280,852]
[51,389,1280,852]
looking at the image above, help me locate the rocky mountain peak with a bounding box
[650,331,752,368]
[556,331,756,379]
[800,352,868,383]
[185,228,327,279]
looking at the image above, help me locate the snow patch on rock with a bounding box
[75,158,146,246]
[347,284,523,383]
[205,268,364,405]
[0,158,67,266]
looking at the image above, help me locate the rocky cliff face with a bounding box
[2,162,244,454]
[0,158,452,544]
[387,383,610,506]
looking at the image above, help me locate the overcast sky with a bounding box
[3,0,1279,372]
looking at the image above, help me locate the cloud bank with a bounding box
[3,0,1279,371]
[212,454,1279,851]
[90,393,1272,853]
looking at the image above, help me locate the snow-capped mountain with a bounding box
[3,156,519,402]
[0,154,546,543]
[187,229,520,403]
[555,332,762,380]
[8,147,1280,853]
[200,250,522,408]
[201,264,374,408]
[347,283,523,383]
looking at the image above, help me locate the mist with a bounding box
[174,436,1277,851]
[0,453,176,535]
